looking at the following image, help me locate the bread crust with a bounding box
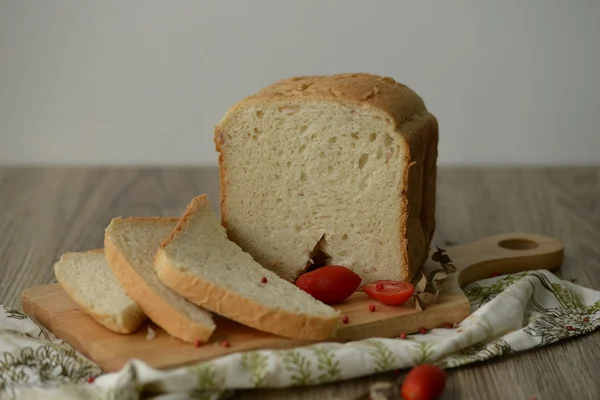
[54,249,147,334]
[213,128,229,230]
[104,217,216,343]
[155,195,340,341]
[421,116,439,252]
[217,73,427,129]
[214,73,437,282]
[400,114,439,281]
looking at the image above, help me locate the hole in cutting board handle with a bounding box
[497,238,539,250]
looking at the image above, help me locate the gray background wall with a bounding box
[1,0,599,166]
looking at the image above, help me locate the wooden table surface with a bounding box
[1,166,599,400]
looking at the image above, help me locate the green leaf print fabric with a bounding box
[1,270,599,399]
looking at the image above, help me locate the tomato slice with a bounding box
[363,280,414,306]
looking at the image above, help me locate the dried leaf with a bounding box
[424,280,439,298]
[413,296,423,312]
[413,271,428,293]
[410,245,458,309]
[417,292,438,305]
[427,268,450,283]
[440,254,452,264]
[431,246,457,275]
[413,291,438,310]
[443,263,457,274]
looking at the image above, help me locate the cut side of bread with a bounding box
[104,217,216,343]
[154,195,341,341]
[54,249,146,334]
[214,73,438,284]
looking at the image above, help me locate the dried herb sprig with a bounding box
[411,247,457,311]
[428,247,457,281]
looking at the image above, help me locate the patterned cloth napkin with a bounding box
[2,270,599,400]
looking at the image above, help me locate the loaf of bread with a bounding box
[154,195,341,340]
[214,73,438,284]
[53,249,146,334]
[104,217,216,343]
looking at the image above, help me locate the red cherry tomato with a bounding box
[364,280,414,306]
[401,364,447,400]
[295,265,361,304]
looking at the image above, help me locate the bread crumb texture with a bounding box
[215,73,438,284]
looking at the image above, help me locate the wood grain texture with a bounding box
[1,166,599,400]
[21,276,467,372]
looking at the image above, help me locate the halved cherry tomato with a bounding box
[401,364,447,400]
[364,280,414,306]
[295,265,361,305]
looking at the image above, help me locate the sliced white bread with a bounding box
[54,249,146,334]
[104,217,216,343]
[154,195,341,341]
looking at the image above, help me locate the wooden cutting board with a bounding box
[22,232,563,372]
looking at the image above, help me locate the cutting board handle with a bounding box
[443,232,565,287]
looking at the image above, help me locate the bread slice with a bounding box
[214,73,438,284]
[154,195,340,340]
[54,249,146,334]
[104,217,216,343]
